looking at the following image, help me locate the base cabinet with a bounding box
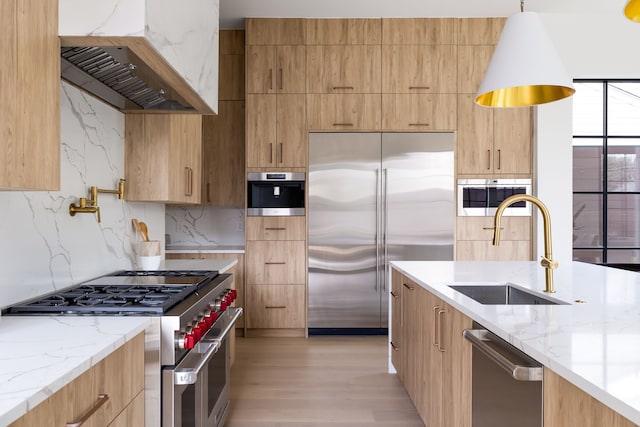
[544,369,638,427]
[9,333,144,427]
[392,269,472,427]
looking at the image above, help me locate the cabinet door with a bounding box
[382,18,458,45]
[400,278,423,404]
[246,18,305,45]
[1,0,59,190]
[246,284,305,328]
[306,45,382,93]
[202,101,245,206]
[456,240,531,261]
[441,302,472,427]
[246,94,277,167]
[276,94,307,167]
[246,45,276,94]
[457,45,494,94]
[306,19,382,45]
[246,240,306,285]
[494,107,532,175]
[456,94,494,174]
[421,290,443,427]
[276,46,306,94]
[390,269,403,374]
[246,216,306,241]
[306,94,381,130]
[219,30,245,101]
[169,114,202,204]
[382,94,457,130]
[382,45,457,93]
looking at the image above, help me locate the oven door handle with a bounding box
[173,339,220,385]
[205,307,243,344]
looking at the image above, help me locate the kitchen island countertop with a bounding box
[391,260,640,426]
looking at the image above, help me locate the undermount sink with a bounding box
[449,283,567,305]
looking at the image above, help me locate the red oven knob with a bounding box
[230,289,238,301]
[183,333,196,350]
[191,322,203,341]
[207,311,218,325]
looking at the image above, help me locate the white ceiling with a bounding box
[219,0,627,29]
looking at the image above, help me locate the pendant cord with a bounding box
[521,0,525,12]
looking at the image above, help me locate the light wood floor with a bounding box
[226,336,424,426]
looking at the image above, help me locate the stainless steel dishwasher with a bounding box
[463,324,543,427]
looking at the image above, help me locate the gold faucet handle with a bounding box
[540,256,558,269]
[96,206,101,223]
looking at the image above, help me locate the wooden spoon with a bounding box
[131,218,147,241]
[139,221,150,242]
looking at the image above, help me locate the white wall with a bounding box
[0,82,164,309]
[535,12,640,264]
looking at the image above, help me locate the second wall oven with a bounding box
[458,179,532,216]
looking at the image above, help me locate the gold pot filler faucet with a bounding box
[69,178,126,223]
[492,194,558,293]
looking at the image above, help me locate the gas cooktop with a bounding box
[3,269,220,316]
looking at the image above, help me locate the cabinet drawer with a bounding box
[382,45,457,93]
[246,216,306,240]
[306,45,381,93]
[247,285,305,328]
[307,94,381,130]
[306,19,382,45]
[456,217,531,241]
[108,391,144,427]
[9,333,144,427]
[456,240,531,261]
[246,240,306,284]
[382,94,456,130]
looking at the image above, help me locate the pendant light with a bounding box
[625,0,640,22]
[475,1,575,108]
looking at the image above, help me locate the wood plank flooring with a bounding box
[226,336,424,426]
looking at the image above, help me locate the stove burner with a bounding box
[139,294,171,306]
[29,295,69,307]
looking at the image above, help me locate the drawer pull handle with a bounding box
[409,123,430,127]
[266,305,286,309]
[390,341,399,351]
[402,282,414,291]
[332,86,354,90]
[265,227,286,231]
[409,86,431,90]
[265,262,286,265]
[390,291,399,298]
[333,123,354,127]
[66,394,109,427]
[482,227,504,231]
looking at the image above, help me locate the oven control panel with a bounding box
[176,289,237,350]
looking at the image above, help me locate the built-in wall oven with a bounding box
[457,178,532,216]
[247,172,305,216]
[2,270,242,427]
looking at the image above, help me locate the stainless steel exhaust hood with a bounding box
[60,37,215,114]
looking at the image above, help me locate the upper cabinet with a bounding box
[125,114,202,204]
[58,0,219,113]
[219,30,246,101]
[246,45,306,94]
[1,0,60,190]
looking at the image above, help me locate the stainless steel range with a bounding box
[3,269,242,427]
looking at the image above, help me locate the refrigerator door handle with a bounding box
[375,168,380,292]
[382,168,389,293]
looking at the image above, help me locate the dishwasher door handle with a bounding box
[463,329,543,382]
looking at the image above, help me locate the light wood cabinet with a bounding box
[382,45,457,93]
[1,0,59,190]
[544,368,638,427]
[125,114,202,203]
[382,18,458,45]
[390,269,402,374]
[246,45,306,94]
[458,18,506,45]
[9,333,144,427]
[219,30,245,101]
[246,216,306,241]
[202,101,245,206]
[456,216,532,261]
[457,44,494,94]
[246,94,306,168]
[246,284,305,329]
[246,18,305,46]
[306,19,382,45]
[382,94,456,130]
[457,94,532,176]
[306,45,381,93]
[391,269,472,427]
[246,240,306,285]
[306,94,381,130]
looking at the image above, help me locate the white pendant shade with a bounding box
[475,11,575,108]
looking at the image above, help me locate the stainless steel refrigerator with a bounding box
[308,132,454,331]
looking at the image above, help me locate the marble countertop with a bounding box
[165,245,245,254]
[0,316,151,426]
[390,260,640,425]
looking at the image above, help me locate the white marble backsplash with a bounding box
[165,206,244,246]
[0,82,164,309]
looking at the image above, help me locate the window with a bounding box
[573,80,640,264]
